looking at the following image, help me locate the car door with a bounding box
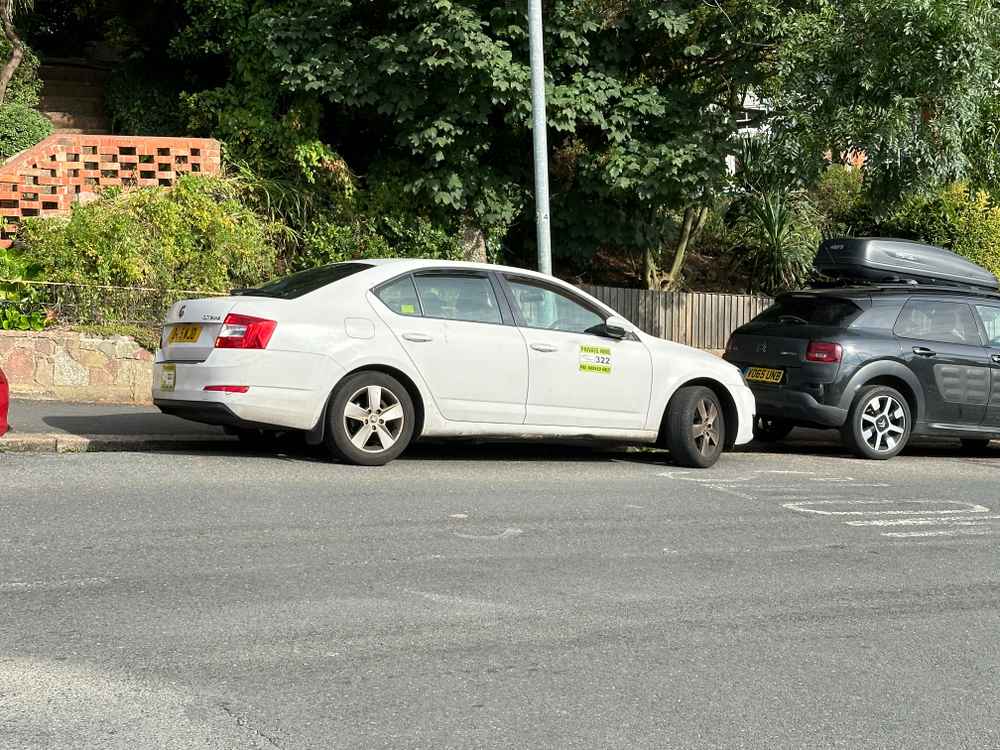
[894,298,990,426]
[373,271,528,424]
[499,274,653,429]
[973,304,1000,428]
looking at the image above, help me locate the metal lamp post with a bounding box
[528,0,552,275]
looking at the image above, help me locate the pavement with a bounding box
[1,445,998,749]
[0,398,233,452]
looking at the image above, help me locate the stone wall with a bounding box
[0,330,153,404]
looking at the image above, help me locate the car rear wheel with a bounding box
[665,386,726,468]
[752,416,794,443]
[327,371,415,466]
[841,385,911,460]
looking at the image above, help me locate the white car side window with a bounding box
[413,274,502,325]
[507,279,604,334]
[376,275,421,316]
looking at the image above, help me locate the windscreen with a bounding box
[236,263,373,299]
[754,295,862,327]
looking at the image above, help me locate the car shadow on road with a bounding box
[41,413,225,436]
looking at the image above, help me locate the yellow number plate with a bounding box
[168,324,202,344]
[745,366,784,384]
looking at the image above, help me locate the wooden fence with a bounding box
[581,285,773,350]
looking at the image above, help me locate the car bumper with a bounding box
[152,350,340,431]
[732,383,756,446]
[750,385,848,428]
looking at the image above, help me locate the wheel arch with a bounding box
[306,364,427,445]
[659,377,740,450]
[839,361,923,422]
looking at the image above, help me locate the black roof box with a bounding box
[815,237,999,291]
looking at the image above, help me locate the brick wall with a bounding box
[0,134,222,248]
[0,330,154,404]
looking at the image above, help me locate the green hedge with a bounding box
[0,104,52,160]
[16,174,282,292]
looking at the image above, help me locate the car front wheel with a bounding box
[665,385,726,468]
[841,385,911,460]
[327,371,415,466]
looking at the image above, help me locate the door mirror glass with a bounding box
[604,316,629,339]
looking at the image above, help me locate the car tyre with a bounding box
[752,415,794,443]
[665,385,726,469]
[841,385,911,460]
[327,371,415,466]
[960,438,993,454]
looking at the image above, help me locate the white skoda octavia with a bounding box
[153,260,755,467]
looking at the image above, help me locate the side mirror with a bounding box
[604,316,629,339]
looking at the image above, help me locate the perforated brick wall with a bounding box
[0,134,222,248]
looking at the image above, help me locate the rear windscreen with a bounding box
[754,296,862,327]
[237,263,373,299]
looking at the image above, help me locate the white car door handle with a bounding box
[402,332,434,343]
[530,343,558,353]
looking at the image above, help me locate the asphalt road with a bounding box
[2,442,999,749]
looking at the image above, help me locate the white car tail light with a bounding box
[215,314,277,349]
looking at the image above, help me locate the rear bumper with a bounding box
[154,399,269,430]
[751,385,848,428]
[152,350,340,431]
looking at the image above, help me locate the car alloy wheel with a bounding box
[343,385,405,454]
[665,385,726,468]
[859,393,906,453]
[841,384,911,460]
[692,397,721,458]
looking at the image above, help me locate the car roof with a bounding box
[361,258,554,278]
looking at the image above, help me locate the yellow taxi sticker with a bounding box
[401,304,416,314]
[579,344,612,374]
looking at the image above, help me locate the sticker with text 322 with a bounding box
[579,345,612,374]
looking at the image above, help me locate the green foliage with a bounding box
[0,37,42,107]
[773,0,1000,200]
[0,102,52,159]
[737,191,820,295]
[300,213,461,269]
[105,64,185,136]
[882,183,1000,279]
[16,174,282,292]
[0,247,48,330]
[810,165,867,237]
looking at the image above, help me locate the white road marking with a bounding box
[846,515,1000,527]
[782,499,990,516]
[453,528,523,541]
[448,513,469,519]
[881,528,993,539]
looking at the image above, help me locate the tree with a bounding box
[772,0,1000,201]
[0,0,32,104]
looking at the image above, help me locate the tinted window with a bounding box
[413,274,502,324]
[239,263,372,300]
[376,275,421,316]
[755,296,862,327]
[894,300,981,345]
[975,306,1000,346]
[850,302,904,330]
[506,278,605,333]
